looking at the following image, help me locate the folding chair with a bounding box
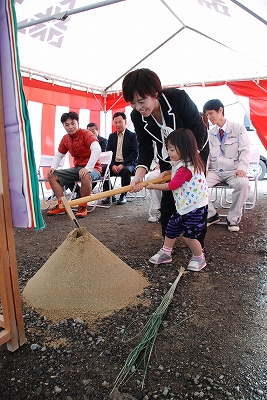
[71,151,113,212]
[245,149,260,210]
[37,155,65,210]
[128,175,147,199]
[111,173,147,201]
[210,149,260,223]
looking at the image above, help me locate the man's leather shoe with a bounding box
[102,196,116,205]
[116,195,127,205]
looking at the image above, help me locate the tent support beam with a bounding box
[104,18,267,93]
[20,66,104,93]
[103,91,107,138]
[17,0,126,29]
[187,26,267,69]
[104,27,186,92]
[20,65,267,95]
[229,0,267,26]
[167,77,267,89]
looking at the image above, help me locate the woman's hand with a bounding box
[131,176,144,192]
[131,167,147,192]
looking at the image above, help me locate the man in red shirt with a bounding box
[47,111,102,218]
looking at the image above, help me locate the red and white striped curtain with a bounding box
[22,77,134,169]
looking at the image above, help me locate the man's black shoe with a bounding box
[116,195,127,205]
[102,196,116,205]
[207,212,220,227]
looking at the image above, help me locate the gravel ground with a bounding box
[1,180,267,400]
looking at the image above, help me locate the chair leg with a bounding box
[68,182,78,201]
[244,178,258,210]
[219,188,232,209]
[210,187,218,203]
[87,177,113,213]
[39,182,52,210]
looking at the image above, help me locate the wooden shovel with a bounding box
[61,196,80,228]
[59,174,171,209]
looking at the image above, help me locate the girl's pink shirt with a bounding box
[168,166,192,190]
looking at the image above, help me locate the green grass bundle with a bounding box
[111,266,186,393]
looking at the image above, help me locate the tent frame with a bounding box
[18,0,267,96]
[18,0,267,148]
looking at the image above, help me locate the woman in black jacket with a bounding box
[122,68,209,248]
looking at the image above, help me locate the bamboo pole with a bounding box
[59,174,171,209]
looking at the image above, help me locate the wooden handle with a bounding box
[61,196,80,227]
[59,174,171,209]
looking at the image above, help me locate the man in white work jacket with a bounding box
[203,99,250,232]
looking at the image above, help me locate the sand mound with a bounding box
[23,227,149,322]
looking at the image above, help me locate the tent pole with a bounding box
[18,0,126,29]
[229,0,267,26]
[104,91,107,138]
[104,27,185,92]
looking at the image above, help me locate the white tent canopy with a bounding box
[15,0,267,93]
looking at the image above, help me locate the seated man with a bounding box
[203,99,251,232]
[87,122,108,152]
[71,122,108,198]
[102,112,138,205]
[47,111,102,218]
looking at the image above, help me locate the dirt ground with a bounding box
[1,180,267,400]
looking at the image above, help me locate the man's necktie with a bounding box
[219,128,224,140]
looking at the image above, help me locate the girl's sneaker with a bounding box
[149,250,172,264]
[187,255,206,271]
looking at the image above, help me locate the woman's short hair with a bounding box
[122,68,162,102]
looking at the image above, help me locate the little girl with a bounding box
[147,128,208,271]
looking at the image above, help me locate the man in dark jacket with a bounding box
[87,123,108,152]
[102,112,138,205]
